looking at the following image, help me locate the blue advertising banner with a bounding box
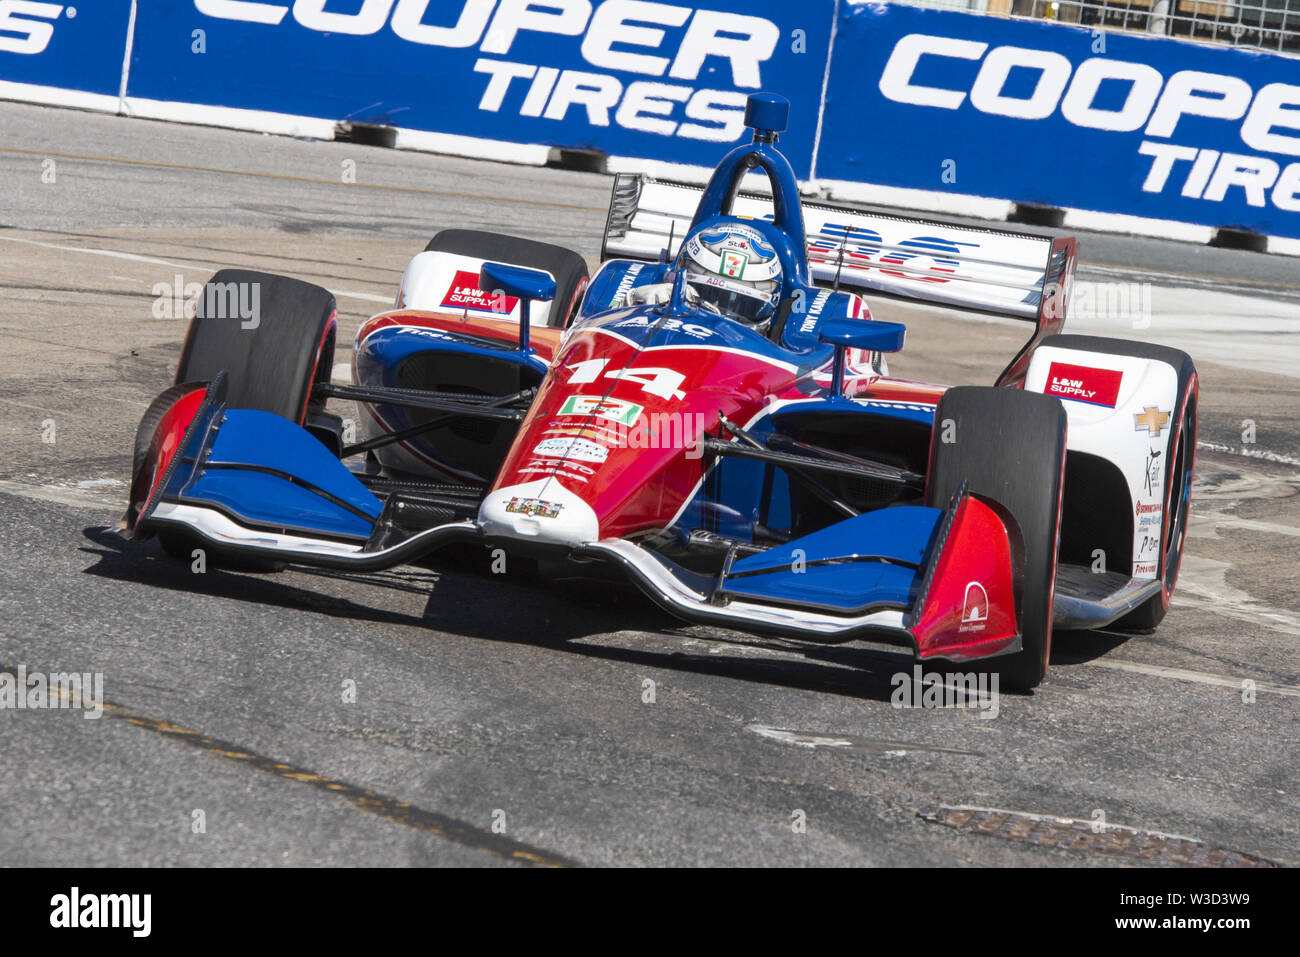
[124,0,834,176]
[0,0,135,101]
[817,2,1300,239]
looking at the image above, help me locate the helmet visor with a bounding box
[684,272,774,324]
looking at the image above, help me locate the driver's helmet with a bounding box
[679,222,783,329]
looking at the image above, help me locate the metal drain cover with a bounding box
[918,805,1277,867]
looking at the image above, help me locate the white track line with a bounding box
[1193,509,1300,538]
[928,805,1210,843]
[0,235,392,306]
[1082,659,1300,696]
[1197,440,1300,468]
[0,234,191,269]
[0,479,118,510]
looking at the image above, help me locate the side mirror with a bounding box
[479,262,556,303]
[818,319,906,353]
[818,319,906,398]
[478,262,556,354]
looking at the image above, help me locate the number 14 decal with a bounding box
[565,359,685,400]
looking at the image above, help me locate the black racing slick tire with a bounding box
[175,269,337,425]
[926,386,1068,691]
[1039,336,1199,632]
[425,229,589,329]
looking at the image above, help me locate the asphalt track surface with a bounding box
[0,102,1296,867]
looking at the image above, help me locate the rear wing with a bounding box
[602,175,1076,386]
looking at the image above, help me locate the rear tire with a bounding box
[175,269,337,425]
[926,386,1067,690]
[425,230,588,328]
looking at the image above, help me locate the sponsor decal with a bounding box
[874,30,1300,224]
[522,456,596,476]
[1134,405,1171,436]
[441,270,519,313]
[191,1,780,145]
[545,423,623,445]
[611,315,714,339]
[717,225,764,248]
[504,496,562,519]
[807,220,963,288]
[1045,362,1123,407]
[1138,534,1160,557]
[558,394,644,427]
[853,399,938,415]
[0,1,71,56]
[610,263,644,307]
[532,436,609,463]
[720,250,748,278]
[400,326,455,341]
[798,289,832,334]
[959,581,988,633]
[1134,562,1158,576]
[1144,447,1163,496]
[1135,501,1163,525]
[517,463,589,484]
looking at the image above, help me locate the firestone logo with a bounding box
[194,0,779,142]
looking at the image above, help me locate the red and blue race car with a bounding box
[124,94,1197,690]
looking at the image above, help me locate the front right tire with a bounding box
[926,386,1068,690]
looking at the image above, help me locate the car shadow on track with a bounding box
[1050,629,1137,664]
[79,525,437,630]
[80,525,1114,703]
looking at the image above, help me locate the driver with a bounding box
[629,222,783,334]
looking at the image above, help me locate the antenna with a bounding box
[833,225,854,294]
[661,218,676,265]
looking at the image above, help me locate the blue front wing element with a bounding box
[718,507,941,613]
[164,409,382,541]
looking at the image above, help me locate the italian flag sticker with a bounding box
[559,394,643,427]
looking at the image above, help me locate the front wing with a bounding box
[130,381,1032,665]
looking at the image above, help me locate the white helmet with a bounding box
[679,222,782,328]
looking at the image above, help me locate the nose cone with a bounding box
[478,478,600,546]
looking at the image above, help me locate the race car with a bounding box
[124,93,1197,691]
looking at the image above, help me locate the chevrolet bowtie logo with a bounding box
[1134,406,1170,436]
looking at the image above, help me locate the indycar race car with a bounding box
[124,94,1197,690]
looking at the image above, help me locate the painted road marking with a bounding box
[1083,659,1300,696]
[918,805,1277,866]
[1198,440,1300,469]
[0,235,392,306]
[746,725,981,756]
[0,479,119,510]
[0,234,190,269]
